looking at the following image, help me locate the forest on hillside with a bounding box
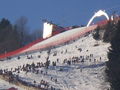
[0,17,42,54]
[93,18,120,90]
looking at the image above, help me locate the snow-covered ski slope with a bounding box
[0,79,23,90]
[0,32,110,90]
[0,25,97,59]
[21,25,97,53]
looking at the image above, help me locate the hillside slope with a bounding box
[0,25,97,59]
[21,25,97,53]
[0,32,110,90]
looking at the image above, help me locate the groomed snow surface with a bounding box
[0,33,110,90]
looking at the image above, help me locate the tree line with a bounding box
[0,16,42,54]
[106,20,120,90]
[92,18,120,90]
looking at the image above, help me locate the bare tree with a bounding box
[15,16,29,46]
[30,29,43,41]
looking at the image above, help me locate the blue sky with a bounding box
[0,0,120,32]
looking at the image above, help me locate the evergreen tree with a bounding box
[92,26,100,40]
[103,20,116,42]
[106,20,120,90]
[0,18,21,54]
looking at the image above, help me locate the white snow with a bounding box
[21,25,97,53]
[0,79,24,90]
[0,33,110,90]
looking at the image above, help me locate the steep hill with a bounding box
[0,31,110,90]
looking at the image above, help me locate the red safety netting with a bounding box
[0,20,108,59]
